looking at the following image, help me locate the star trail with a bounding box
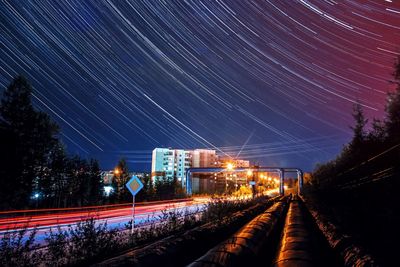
[1,1,399,171]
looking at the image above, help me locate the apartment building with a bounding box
[151,148,217,190]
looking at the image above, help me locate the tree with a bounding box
[137,173,154,201]
[368,118,386,143]
[350,102,368,151]
[0,76,59,209]
[48,143,68,208]
[112,158,130,203]
[0,76,107,209]
[87,159,103,204]
[64,156,86,207]
[0,123,17,209]
[154,176,174,200]
[385,56,400,143]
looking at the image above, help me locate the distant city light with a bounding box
[226,163,234,170]
[104,186,114,196]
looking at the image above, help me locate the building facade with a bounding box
[191,149,217,193]
[151,148,192,186]
[151,148,252,194]
[151,148,217,190]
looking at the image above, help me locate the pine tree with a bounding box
[0,76,59,208]
[385,56,400,144]
[49,143,68,208]
[88,159,103,204]
[112,158,130,203]
[138,173,153,201]
[368,118,386,144]
[350,102,368,151]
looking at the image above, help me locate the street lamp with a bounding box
[247,169,255,198]
[32,192,40,208]
[226,162,234,171]
[247,170,253,177]
[225,173,229,195]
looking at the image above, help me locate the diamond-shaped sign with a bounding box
[126,175,144,196]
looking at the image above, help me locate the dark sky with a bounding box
[1,1,399,172]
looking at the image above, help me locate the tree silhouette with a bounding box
[350,102,367,151]
[112,158,130,203]
[0,76,59,209]
[385,56,400,144]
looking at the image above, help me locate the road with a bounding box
[0,191,280,244]
[0,198,208,236]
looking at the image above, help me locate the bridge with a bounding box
[185,166,304,196]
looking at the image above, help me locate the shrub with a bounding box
[1,197,267,266]
[0,228,42,267]
[45,226,69,266]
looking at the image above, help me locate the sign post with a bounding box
[125,175,144,234]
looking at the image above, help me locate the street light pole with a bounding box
[225,174,228,195]
[252,172,256,199]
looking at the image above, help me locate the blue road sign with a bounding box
[126,175,144,196]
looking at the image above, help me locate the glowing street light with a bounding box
[114,168,120,175]
[226,163,234,171]
[247,169,253,177]
[104,186,114,197]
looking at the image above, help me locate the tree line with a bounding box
[0,76,184,210]
[109,157,185,203]
[312,55,400,188]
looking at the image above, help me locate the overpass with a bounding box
[185,167,303,196]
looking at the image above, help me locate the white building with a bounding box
[151,148,217,189]
[151,148,192,186]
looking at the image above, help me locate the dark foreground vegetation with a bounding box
[308,56,400,266]
[97,195,277,267]
[0,196,270,267]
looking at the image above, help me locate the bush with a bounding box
[201,196,267,224]
[45,226,69,265]
[0,228,42,267]
[44,217,122,266]
[124,206,201,247]
[1,197,268,266]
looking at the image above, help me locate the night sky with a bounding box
[1,1,399,172]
